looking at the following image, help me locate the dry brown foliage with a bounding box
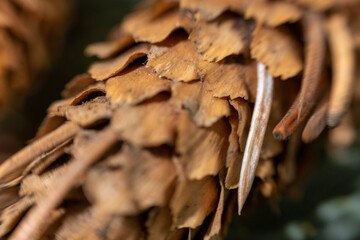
[0,0,359,239]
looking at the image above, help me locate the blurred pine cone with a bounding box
[0,0,71,114]
[0,0,359,239]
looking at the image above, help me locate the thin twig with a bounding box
[9,128,117,240]
[238,62,273,214]
[298,11,325,119]
[327,14,355,127]
[302,95,329,143]
[273,93,311,141]
[0,122,79,182]
[273,72,327,140]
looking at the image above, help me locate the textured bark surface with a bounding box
[0,0,359,239]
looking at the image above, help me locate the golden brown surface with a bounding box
[0,0,359,239]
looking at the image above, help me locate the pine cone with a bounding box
[0,0,359,239]
[0,0,71,114]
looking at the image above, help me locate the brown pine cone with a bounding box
[0,0,359,239]
[0,0,72,114]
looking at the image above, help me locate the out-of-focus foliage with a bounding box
[0,0,141,143]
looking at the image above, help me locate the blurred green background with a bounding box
[1,1,360,239]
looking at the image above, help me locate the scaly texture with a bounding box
[0,0,359,239]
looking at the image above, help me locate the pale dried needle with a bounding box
[238,62,273,214]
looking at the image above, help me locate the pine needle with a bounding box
[238,62,273,214]
[298,11,325,119]
[0,122,79,182]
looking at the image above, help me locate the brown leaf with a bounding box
[88,43,150,81]
[180,0,245,21]
[47,99,74,116]
[176,113,229,180]
[71,130,103,158]
[229,98,251,152]
[245,0,302,27]
[84,156,137,216]
[70,82,106,105]
[145,207,173,240]
[225,152,243,190]
[35,116,65,138]
[57,97,112,127]
[85,145,176,215]
[48,82,106,115]
[189,17,253,62]
[147,40,200,82]
[172,81,231,127]
[111,96,179,146]
[170,176,219,228]
[204,177,225,240]
[61,74,96,99]
[55,207,99,240]
[20,164,70,202]
[107,66,171,105]
[225,100,251,190]
[122,10,193,43]
[251,26,303,79]
[226,109,241,168]
[85,34,134,59]
[56,207,142,240]
[200,60,256,101]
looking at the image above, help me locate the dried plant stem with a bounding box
[9,128,117,240]
[273,93,312,141]
[302,95,328,143]
[298,11,325,118]
[327,14,355,127]
[0,122,79,181]
[238,62,273,214]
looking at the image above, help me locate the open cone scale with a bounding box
[0,0,359,239]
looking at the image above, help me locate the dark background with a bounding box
[1,1,360,239]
